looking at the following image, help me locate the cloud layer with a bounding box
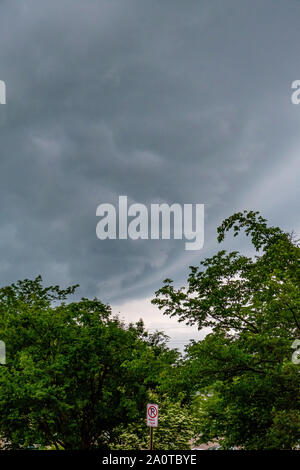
[0,0,299,308]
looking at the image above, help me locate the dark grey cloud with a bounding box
[0,0,299,305]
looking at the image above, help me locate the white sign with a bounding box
[147,403,158,427]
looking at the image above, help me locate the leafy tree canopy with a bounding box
[153,211,300,449]
[0,277,178,449]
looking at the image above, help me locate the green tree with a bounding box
[0,277,177,449]
[153,211,300,449]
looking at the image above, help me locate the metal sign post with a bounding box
[147,404,158,450]
[150,426,154,451]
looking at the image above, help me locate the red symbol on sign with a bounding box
[148,406,157,418]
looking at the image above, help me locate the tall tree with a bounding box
[0,277,177,449]
[153,211,300,449]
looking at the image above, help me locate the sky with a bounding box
[0,0,299,349]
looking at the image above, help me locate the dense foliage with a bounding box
[153,211,300,449]
[0,277,178,449]
[110,394,201,450]
[0,211,298,450]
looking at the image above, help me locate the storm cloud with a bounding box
[0,0,299,316]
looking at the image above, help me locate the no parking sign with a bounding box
[147,403,158,427]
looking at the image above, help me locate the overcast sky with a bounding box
[0,0,299,347]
